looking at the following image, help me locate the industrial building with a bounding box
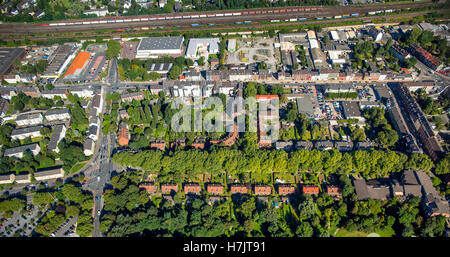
[185,38,220,59]
[135,37,184,58]
[0,48,26,81]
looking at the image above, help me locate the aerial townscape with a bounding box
[0,0,449,241]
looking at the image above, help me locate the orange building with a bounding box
[184,184,201,195]
[161,184,178,194]
[64,51,91,77]
[277,184,296,195]
[302,185,319,195]
[207,184,224,195]
[117,123,130,146]
[254,185,271,195]
[230,184,248,194]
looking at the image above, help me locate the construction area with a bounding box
[226,37,279,71]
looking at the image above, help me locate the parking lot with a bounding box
[120,41,138,60]
[0,195,41,237]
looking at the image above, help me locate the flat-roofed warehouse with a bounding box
[0,48,26,81]
[135,37,184,58]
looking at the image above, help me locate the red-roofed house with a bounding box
[139,182,156,194]
[277,184,296,195]
[184,183,201,195]
[326,185,341,196]
[207,184,224,195]
[161,184,178,194]
[302,185,319,195]
[117,123,130,146]
[230,184,249,194]
[254,185,271,195]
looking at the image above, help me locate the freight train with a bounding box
[40,7,395,27]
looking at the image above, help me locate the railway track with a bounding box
[0,2,438,35]
[2,10,443,41]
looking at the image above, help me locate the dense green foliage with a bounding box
[112,144,435,184]
[99,170,447,237]
[106,40,121,60]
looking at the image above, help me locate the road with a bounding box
[0,2,437,34]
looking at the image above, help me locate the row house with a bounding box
[230,184,250,194]
[170,138,186,148]
[390,44,411,61]
[228,69,254,81]
[11,125,42,140]
[319,68,340,81]
[67,88,94,98]
[92,94,103,115]
[34,167,65,181]
[120,91,145,102]
[407,44,443,71]
[48,124,66,153]
[302,185,320,195]
[207,184,224,195]
[41,89,67,99]
[183,71,202,82]
[277,184,296,196]
[254,185,271,195]
[292,70,311,81]
[15,113,43,126]
[314,140,333,151]
[334,141,354,152]
[139,182,157,194]
[83,138,95,156]
[191,137,206,149]
[296,141,314,150]
[161,184,178,194]
[149,84,165,95]
[4,143,40,158]
[44,108,70,121]
[150,137,165,150]
[325,185,341,196]
[18,87,40,98]
[87,125,99,141]
[184,183,201,195]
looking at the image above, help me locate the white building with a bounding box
[4,143,41,158]
[227,39,236,51]
[158,0,167,8]
[0,174,15,185]
[15,174,31,183]
[87,125,99,141]
[83,138,95,156]
[11,125,43,140]
[34,167,65,181]
[83,8,109,17]
[15,113,43,126]
[185,38,220,59]
[41,90,67,99]
[69,88,94,98]
[45,108,70,121]
[48,124,66,153]
[92,94,103,115]
[135,37,184,58]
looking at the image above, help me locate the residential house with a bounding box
[4,143,41,158]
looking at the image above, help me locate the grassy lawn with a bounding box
[70,161,88,174]
[335,227,395,237]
